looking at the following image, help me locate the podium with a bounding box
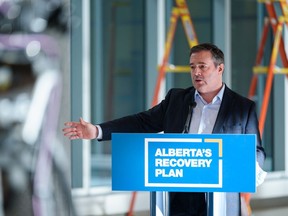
[112,133,256,215]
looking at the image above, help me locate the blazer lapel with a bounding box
[212,86,235,133]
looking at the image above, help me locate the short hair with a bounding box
[189,43,225,66]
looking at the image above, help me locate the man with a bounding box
[63,43,266,215]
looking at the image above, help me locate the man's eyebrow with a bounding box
[189,62,207,65]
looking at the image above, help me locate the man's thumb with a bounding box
[79,117,85,124]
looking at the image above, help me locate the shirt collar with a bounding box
[194,83,225,104]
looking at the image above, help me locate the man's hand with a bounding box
[62,118,98,140]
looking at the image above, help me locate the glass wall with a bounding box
[231,0,258,97]
[88,0,214,187]
[90,0,145,186]
[230,0,286,172]
[231,0,278,172]
[71,0,286,190]
[171,0,212,89]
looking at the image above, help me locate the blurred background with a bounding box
[0,0,288,215]
[0,0,71,215]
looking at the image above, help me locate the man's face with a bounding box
[189,50,224,94]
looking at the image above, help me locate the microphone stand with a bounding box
[182,101,196,134]
[181,102,212,216]
[167,101,198,216]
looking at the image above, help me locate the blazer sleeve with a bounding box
[246,102,266,167]
[98,89,173,140]
[99,88,193,140]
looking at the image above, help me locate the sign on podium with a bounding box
[112,133,256,193]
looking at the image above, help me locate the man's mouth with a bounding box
[194,78,204,83]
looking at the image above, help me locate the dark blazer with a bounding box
[100,85,266,216]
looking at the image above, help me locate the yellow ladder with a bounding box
[152,0,198,106]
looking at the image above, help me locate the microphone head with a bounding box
[191,101,197,109]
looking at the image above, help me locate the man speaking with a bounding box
[63,43,266,216]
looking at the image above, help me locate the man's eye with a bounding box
[199,65,207,69]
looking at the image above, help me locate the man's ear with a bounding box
[218,63,224,74]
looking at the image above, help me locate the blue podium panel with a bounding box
[112,133,256,193]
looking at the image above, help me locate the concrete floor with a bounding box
[253,206,288,216]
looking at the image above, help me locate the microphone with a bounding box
[182,101,197,134]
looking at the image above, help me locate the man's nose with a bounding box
[193,66,201,75]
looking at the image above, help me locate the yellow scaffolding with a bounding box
[244,1,288,215]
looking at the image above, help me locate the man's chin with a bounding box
[194,83,205,90]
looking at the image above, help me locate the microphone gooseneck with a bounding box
[182,101,197,134]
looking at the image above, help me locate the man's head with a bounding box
[190,43,225,67]
[189,43,225,103]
